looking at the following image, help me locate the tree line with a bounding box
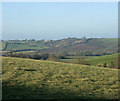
[4,51,119,69]
[4,52,66,61]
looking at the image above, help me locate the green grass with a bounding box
[16,51,35,54]
[86,53,118,66]
[2,41,49,51]
[61,54,118,66]
[5,43,31,50]
[2,57,119,99]
[60,59,75,63]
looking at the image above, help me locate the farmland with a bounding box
[86,53,118,66]
[61,53,119,66]
[2,1,119,100]
[1,38,118,55]
[2,38,119,99]
[2,57,119,99]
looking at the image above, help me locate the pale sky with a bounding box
[2,2,118,40]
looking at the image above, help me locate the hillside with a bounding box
[61,53,119,68]
[87,53,118,66]
[1,38,118,55]
[2,57,119,99]
[46,38,118,54]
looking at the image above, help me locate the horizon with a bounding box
[1,37,118,41]
[2,2,118,40]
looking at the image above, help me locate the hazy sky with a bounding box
[2,2,118,40]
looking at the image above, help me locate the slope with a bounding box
[2,57,119,99]
[87,53,118,66]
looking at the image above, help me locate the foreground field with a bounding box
[2,57,119,99]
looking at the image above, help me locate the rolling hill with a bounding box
[2,57,119,99]
[1,38,118,55]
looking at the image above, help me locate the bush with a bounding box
[40,53,49,60]
[103,63,107,67]
[47,54,60,61]
[31,53,42,59]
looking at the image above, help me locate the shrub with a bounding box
[47,54,60,61]
[103,63,107,67]
[40,53,49,60]
[30,53,42,59]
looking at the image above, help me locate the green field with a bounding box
[61,53,118,67]
[2,57,119,99]
[87,53,118,66]
[2,41,49,51]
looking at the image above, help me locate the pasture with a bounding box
[2,57,119,99]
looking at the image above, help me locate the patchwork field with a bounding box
[2,38,118,55]
[2,57,119,99]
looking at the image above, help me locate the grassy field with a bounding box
[2,57,119,99]
[2,41,49,51]
[61,53,118,66]
[86,53,118,66]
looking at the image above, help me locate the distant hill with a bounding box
[1,38,118,55]
[45,38,118,54]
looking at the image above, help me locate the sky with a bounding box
[2,2,118,40]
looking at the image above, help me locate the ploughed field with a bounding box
[2,57,119,99]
